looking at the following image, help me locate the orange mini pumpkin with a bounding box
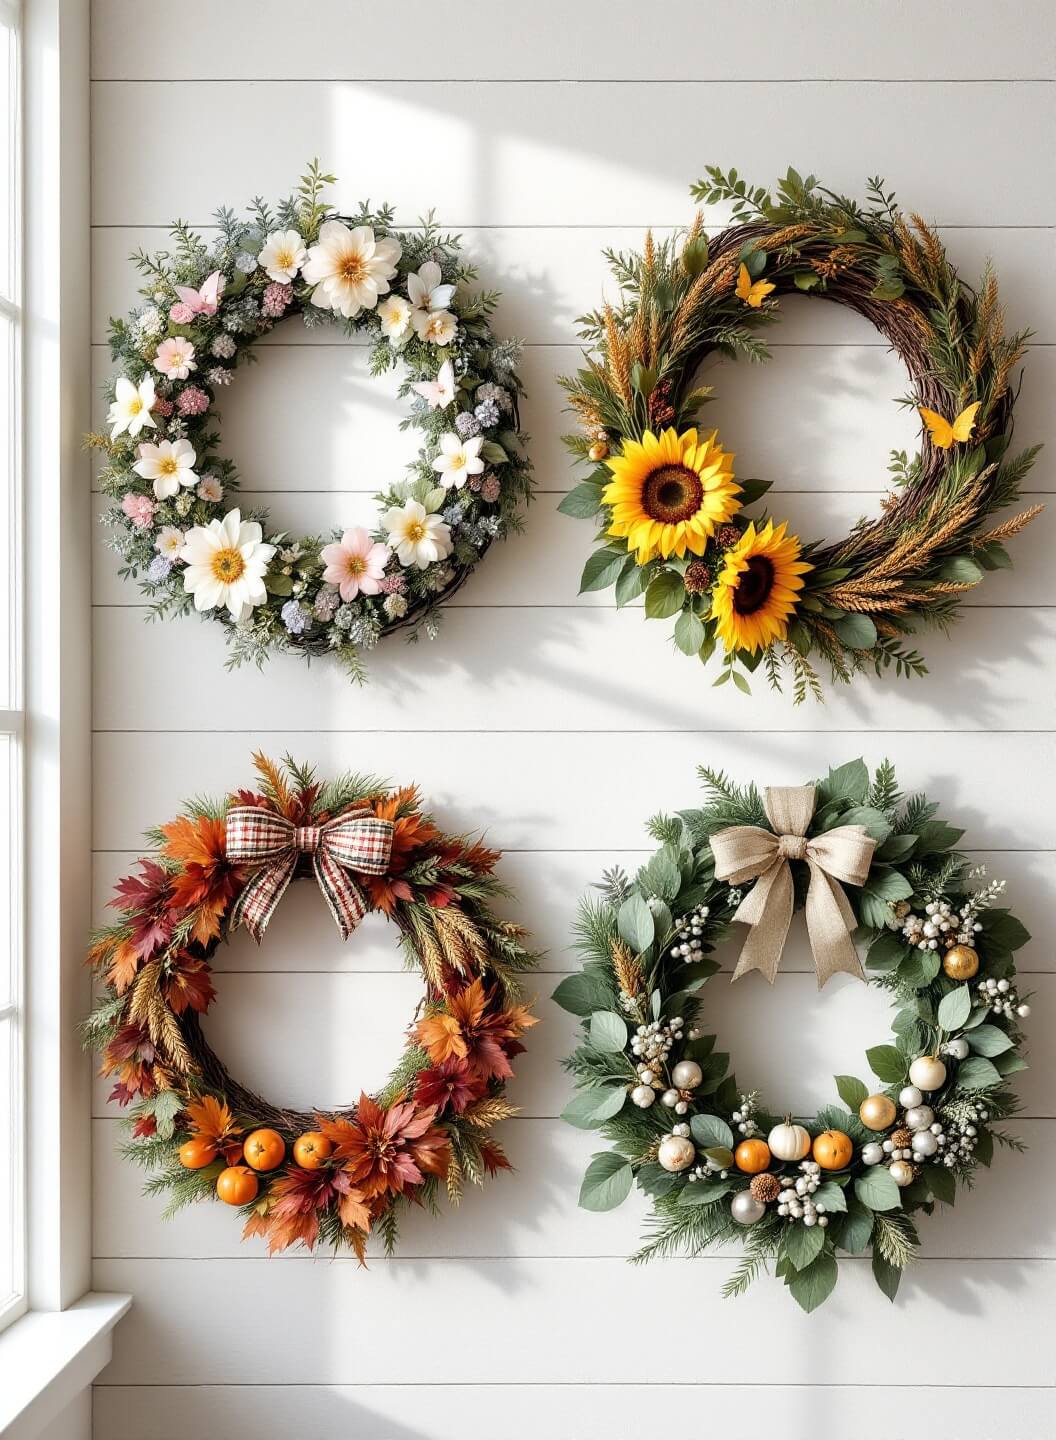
[178,1137,218,1170]
[293,1131,333,1170]
[243,1128,286,1172]
[812,1129,854,1170]
[216,1165,259,1206]
[734,1138,772,1174]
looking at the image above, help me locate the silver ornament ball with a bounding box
[911,1130,939,1157]
[861,1142,884,1166]
[905,1105,935,1132]
[899,1085,924,1109]
[670,1060,704,1090]
[660,1088,679,1108]
[945,1037,969,1061]
[730,1190,766,1226]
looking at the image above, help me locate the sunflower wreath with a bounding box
[84,755,538,1258]
[560,167,1042,701]
[556,758,1030,1310]
[88,162,533,682]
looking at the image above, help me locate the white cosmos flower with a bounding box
[133,437,198,499]
[258,228,307,283]
[378,294,413,343]
[413,309,458,346]
[154,336,197,380]
[407,260,455,316]
[179,508,277,620]
[197,474,224,503]
[412,359,456,411]
[155,526,185,560]
[382,499,452,570]
[432,431,485,490]
[107,375,157,440]
[302,220,402,319]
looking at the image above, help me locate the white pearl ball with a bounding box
[660,1089,679,1108]
[905,1105,935,1132]
[630,1085,655,1109]
[899,1085,923,1108]
[657,1135,695,1173]
[889,1160,915,1187]
[909,1056,947,1091]
[861,1142,884,1166]
[671,1060,703,1090]
[945,1037,970,1060]
[730,1190,765,1226]
[1017,1004,1031,1018]
[911,1131,939,1157]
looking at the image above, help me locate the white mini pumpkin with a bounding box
[767,1119,811,1162]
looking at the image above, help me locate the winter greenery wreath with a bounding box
[88,163,533,682]
[560,168,1042,701]
[556,759,1030,1309]
[84,755,538,1257]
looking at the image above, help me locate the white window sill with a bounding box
[0,1292,131,1440]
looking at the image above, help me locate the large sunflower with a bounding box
[603,426,740,564]
[712,520,811,655]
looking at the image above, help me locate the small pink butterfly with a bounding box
[412,359,456,411]
[173,270,224,317]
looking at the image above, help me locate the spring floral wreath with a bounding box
[88,163,533,682]
[559,168,1042,701]
[83,755,538,1258]
[556,759,1030,1310]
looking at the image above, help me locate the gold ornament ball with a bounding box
[943,944,980,980]
[889,1160,915,1188]
[657,1135,695,1173]
[859,1094,897,1131]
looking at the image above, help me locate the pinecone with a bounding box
[749,1173,781,1203]
[891,1127,913,1149]
[683,560,712,595]
[647,379,675,429]
[715,524,741,550]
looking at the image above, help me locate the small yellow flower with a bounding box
[712,520,811,655]
[735,263,776,309]
[603,426,741,565]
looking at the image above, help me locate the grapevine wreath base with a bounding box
[85,756,538,1257]
[90,163,533,682]
[561,167,1041,701]
[557,759,1029,1309]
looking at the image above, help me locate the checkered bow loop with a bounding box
[226,804,394,942]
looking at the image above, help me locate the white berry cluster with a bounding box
[938,1099,990,1168]
[631,1018,683,1095]
[668,904,710,961]
[776,1161,829,1227]
[731,1090,762,1139]
[900,897,982,951]
[976,976,1030,1021]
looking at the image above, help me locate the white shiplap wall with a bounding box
[88,4,1055,1436]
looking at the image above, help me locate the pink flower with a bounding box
[176,386,209,417]
[481,475,501,503]
[154,337,197,380]
[169,302,195,324]
[320,527,391,601]
[378,573,406,595]
[152,396,174,418]
[121,492,155,529]
[262,282,293,318]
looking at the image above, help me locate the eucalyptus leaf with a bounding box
[561,1085,628,1129]
[617,893,654,953]
[787,1251,838,1313]
[589,1011,629,1053]
[690,1114,734,1150]
[854,1166,901,1212]
[578,1153,634,1212]
[936,985,972,1032]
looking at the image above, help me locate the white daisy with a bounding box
[302,220,402,319]
[413,309,458,346]
[382,499,452,570]
[179,508,276,620]
[431,432,485,490]
[155,526,185,560]
[378,294,413,343]
[107,375,157,441]
[258,228,307,284]
[132,437,198,499]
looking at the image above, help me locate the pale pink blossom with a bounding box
[154,337,197,380]
[177,386,209,417]
[169,302,196,324]
[122,492,156,529]
[320,526,391,601]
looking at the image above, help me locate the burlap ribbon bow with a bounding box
[226,805,394,942]
[709,784,876,988]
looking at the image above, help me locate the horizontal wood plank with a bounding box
[90,83,1056,227]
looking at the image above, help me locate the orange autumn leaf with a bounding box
[185,1094,242,1147]
[337,1187,372,1234]
[106,939,141,994]
[160,813,241,944]
[416,1011,468,1065]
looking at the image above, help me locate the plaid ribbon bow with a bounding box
[226,805,394,942]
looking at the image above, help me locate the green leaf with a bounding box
[817,758,870,806]
[637,846,682,902]
[678,1180,732,1207]
[703,1146,734,1170]
[839,1197,874,1253]
[870,278,905,301]
[936,985,972,1032]
[264,572,294,597]
[617,893,654,953]
[866,1045,907,1085]
[682,235,710,276]
[579,549,630,594]
[480,439,509,465]
[833,614,877,651]
[966,1024,1014,1058]
[793,270,821,290]
[866,932,909,973]
[551,971,615,1017]
[980,910,1031,954]
[561,1085,628,1129]
[614,563,647,608]
[875,832,917,864]
[784,1220,827,1271]
[787,1252,838,1313]
[150,1089,182,1141]
[557,482,604,518]
[578,1153,634,1212]
[924,1164,956,1206]
[813,1181,847,1214]
[854,1167,901,1212]
[955,1055,1002,1090]
[871,1249,901,1301]
[673,609,706,656]
[834,1075,868,1112]
[589,1011,629,1053]
[644,570,686,620]
[937,555,984,584]
[863,869,914,903]
[689,1113,734,1150]
[832,806,892,844]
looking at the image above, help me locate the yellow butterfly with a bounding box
[918,400,981,450]
[735,263,776,309]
